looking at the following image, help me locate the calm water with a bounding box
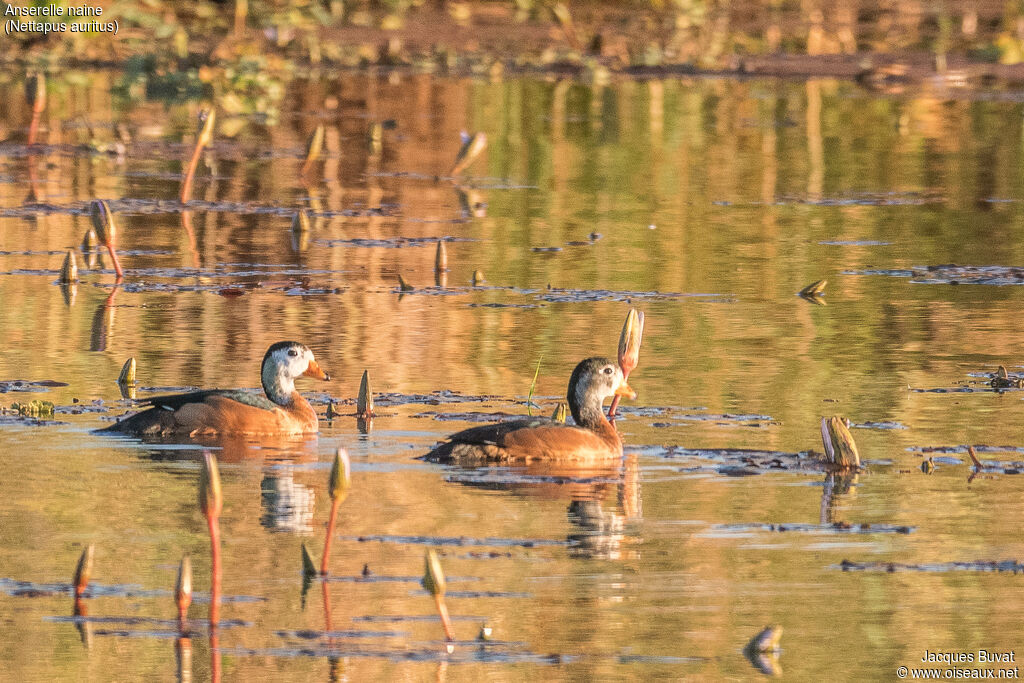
[2,70,1024,680]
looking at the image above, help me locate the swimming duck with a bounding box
[424,357,635,463]
[99,341,330,436]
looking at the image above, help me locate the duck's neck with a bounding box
[262,363,295,406]
[571,397,610,431]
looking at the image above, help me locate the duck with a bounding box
[98,341,330,436]
[424,357,635,463]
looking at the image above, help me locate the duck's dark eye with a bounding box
[603,366,614,375]
[288,348,299,358]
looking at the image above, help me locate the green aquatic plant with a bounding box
[12,400,55,417]
[526,356,542,416]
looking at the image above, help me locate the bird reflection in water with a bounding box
[260,465,315,534]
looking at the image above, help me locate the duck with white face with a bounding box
[98,341,330,436]
[424,357,636,463]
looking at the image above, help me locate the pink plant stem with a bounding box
[207,512,221,683]
[320,497,340,575]
[180,143,204,203]
[434,594,454,641]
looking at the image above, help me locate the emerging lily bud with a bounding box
[301,543,318,578]
[821,416,860,468]
[90,200,117,249]
[199,452,223,518]
[328,448,351,503]
[175,555,193,615]
[26,71,46,113]
[73,544,94,598]
[356,370,374,418]
[617,308,645,377]
[422,548,446,597]
[118,357,136,385]
[59,250,78,284]
[301,124,324,175]
[196,108,216,149]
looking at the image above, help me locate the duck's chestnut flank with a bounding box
[424,357,636,463]
[98,342,330,436]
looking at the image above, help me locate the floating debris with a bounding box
[990,365,1024,389]
[58,250,78,284]
[838,559,1024,573]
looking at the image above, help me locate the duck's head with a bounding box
[261,341,329,403]
[567,357,635,426]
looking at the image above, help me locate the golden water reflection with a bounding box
[1,70,1024,678]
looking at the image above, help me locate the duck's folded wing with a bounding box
[100,390,282,435]
[445,417,553,445]
[146,390,279,412]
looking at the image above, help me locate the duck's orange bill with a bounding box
[303,360,330,381]
[615,381,637,400]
